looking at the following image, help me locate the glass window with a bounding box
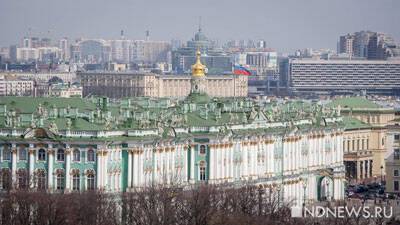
[36,170,46,190]
[395,134,400,140]
[199,161,206,181]
[57,149,65,162]
[199,145,206,155]
[17,169,28,190]
[394,149,400,160]
[73,149,80,162]
[394,170,399,177]
[38,149,46,161]
[87,149,95,162]
[56,173,64,190]
[2,147,11,161]
[19,148,27,160]
[0,169,11,190]
[73,174,80,191]
[394,181,399,191]
[87,174,95,190]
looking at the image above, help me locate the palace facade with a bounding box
[0,51,346,207]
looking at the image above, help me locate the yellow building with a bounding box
[385,117,400,193]
[329,97,395,183]
[79,50,248,98]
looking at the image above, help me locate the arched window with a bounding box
[38,149,46,161]
[87,173,95,190]
[56,171,65,190]
[87,149,95,162]
[199,161,206,181]
[0,169,11,190]
[19,147,27,160]
[17,169,28,189]
[2,147,11,161]
[36,170,46,190]
[199,145,206,155]
[72,173,80,191]
[57,149,65,162]
[73,149,80,162]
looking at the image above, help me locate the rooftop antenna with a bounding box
[198,16,202,32]
[145,30,150,41]
[120,30,125,39]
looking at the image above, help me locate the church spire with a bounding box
[191,48,206,77]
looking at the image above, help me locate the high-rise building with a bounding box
[338,34,354,56]
[338,31,400,60]
[71,39,111,64]
[353,31,374,58]
[131,40,171,64]
[110,38,132,63]
[58,38,70,62]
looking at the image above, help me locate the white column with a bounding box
[103,150,108,188]
[166,148,170,184]
[127,150,132,188]
[154,148,159,183]
[183,146,188,183]
[209,146,214,181]
[171,147,175,183]
[190,146,195,182]
[11,146,17,186]
[48,148,54,190]
[28,147,35,188]
[65,148,71,191]
[243,143,248,177]
[96,149,101,189]
[229,146,234,180]
[138,150,143,185]
[132,150,138,186]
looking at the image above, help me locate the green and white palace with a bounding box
[0,51,346,207]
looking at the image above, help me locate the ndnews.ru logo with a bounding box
[291,206,393,218]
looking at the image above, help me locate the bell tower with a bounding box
[190,49,207,94]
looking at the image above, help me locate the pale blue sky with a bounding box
[0,0,399,52]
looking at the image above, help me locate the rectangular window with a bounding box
[395,134,400,140]
[394,181,399,191]
[394,170,399,177]
[394,149,400,160]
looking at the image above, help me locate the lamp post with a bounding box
[277,184,281,207]
[380,165,384,185]
[301,177,307,210]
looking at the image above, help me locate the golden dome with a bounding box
[191,49,206,77]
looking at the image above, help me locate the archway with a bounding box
[317,176,334,201]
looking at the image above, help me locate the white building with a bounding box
[0,75,34,96]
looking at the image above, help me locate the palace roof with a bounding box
[0,94,345,142]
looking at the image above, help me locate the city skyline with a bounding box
[1,0,399,53]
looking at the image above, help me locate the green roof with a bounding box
[328,97,381,109]
[0,96,97,113]
[341,116,371,130]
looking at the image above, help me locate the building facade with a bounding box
[329,97,395,183]
[288,59,400,95]
[0,55,346,206]
[0,75,34,96]
[385,119,400,193]
[79,51,248,98]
